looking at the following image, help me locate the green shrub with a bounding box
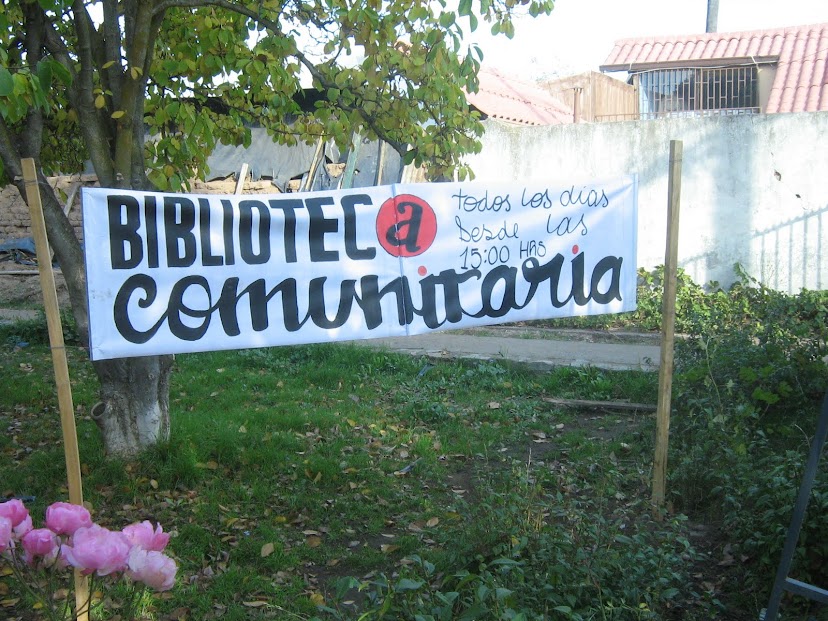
[0,308,80,346]
[670,265,828,597]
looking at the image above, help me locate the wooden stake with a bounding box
[21,158,89,621]
[234,163,249,195]
[652,140,682,515]
[303,137,326,192]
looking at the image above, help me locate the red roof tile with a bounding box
[466,68,574,126]
[600,23,828,113]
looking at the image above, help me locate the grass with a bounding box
[0,328,817,620]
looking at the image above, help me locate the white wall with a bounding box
[467,112,828,292]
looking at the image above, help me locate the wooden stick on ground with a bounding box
[543,397,657,412]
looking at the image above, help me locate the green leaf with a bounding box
[458,604,489,621]
[0,68,13,96]
[458,0,472,16]
[661,587,680,599]
[49,60,72,87]
[395,578,424,592]
[37,61,53,89]
[494,587,512,601]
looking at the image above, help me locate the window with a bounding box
[637,65,759,119]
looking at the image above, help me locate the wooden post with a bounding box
[340,132,362,189]
[303,137,326,192]
[652,140,682,515]
[21,159,90,621]
[234,163,249,195]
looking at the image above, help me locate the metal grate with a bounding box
[636,65,759,119]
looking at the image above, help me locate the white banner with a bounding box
[82,178,638,360]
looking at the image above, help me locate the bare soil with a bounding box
[0,261,71,309]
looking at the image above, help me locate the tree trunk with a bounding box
[91,355,175,458]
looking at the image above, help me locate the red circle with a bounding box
[418,266,427,276]
[572,244,580,254]
[376,194,437,258]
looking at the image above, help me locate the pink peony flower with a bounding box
[0,516,12,552]
[122,521,170,552]
[126,547,177,591]
[63,524,130,576]
[0,499,29,528]
[22,528,60,565]
[45,502,92,536]
[13,514,33,540]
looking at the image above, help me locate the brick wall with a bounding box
[0,175,95,242]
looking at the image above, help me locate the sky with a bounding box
[466,0,828,80]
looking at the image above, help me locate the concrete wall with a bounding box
[467,112,828,292]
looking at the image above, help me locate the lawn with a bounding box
[1,286,826,621]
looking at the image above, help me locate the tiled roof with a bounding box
[466,67,574,125]
[600,23,828,113]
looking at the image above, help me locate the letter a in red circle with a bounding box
[376,194,437,257]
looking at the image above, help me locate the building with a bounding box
[599,23,828,120]
[465,67,575,125]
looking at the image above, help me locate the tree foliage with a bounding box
[1,0,553,189]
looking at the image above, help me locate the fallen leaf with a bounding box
[306,536,322,548]
[380,544,399,554]
[426,517,440,528]
[261,542,275,558]
[488,401,501,409]
[243,601,267,608]
[309,592,325,606]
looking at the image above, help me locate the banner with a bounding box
[82,178,638,360]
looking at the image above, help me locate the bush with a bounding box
[670,266,828,596]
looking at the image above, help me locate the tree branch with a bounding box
[71,0,116,185]
[113,0,159,186]
[20,2,45,159]
[102,0,124,112]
